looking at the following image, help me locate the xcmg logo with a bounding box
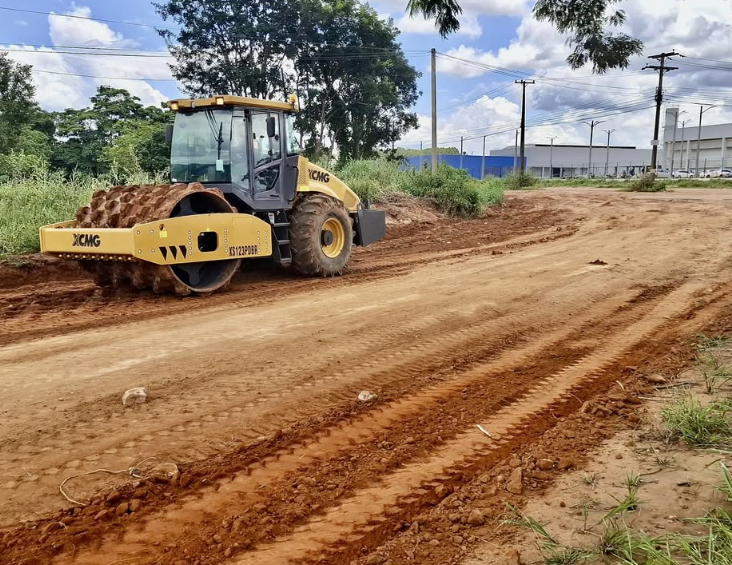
[309,169,330,183]
[72,233,101,248]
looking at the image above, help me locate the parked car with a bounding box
[672,169,693,178]
[708,169,732,178]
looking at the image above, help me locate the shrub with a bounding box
[628,173,667,192]
[504,171,538,190]
[0,151,50,181]
[334,160,504,217]
[401,164,502,216]
[335,159,403,203]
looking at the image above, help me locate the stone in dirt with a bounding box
[607,390,628,402]
[122,387,148,407]
[537,459,554,470]
[434,484,449,498]
[644,374,667,384]
[366,555,384,565]
[467,509,485,526]
[508,458,521,468]
[149,462,179,483]
[506,468,523,494]
[358,390,378,402]
[129,499,142,512]
[115,502,129,516]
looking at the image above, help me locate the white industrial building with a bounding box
[490,143,652,178]
[663,108,732,174]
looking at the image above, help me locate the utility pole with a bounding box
[583,120,604,177]
[680,119,689,170]
[513,129,518,174]
[481,135,487,180]
[643,51,679,171]
[602,129,615,177]
[431,48,437,173]
[695,104,716,177]
[419,140,424,170]
[515,80,534,173]
[546,136,556,179]
[669,109,686,174]
[459,136,464,169]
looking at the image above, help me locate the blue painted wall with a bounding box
[404,155,526,179]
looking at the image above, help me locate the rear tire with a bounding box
[289,193,353,276]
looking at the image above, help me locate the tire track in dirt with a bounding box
[0,217,576,347]
[0,280,599,525]
[230,282,701,565]
[51,283,674,565]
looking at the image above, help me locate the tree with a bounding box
[406,0,643,73]
[52,86,169,174]
[406,0,461,38]
[157,0,420,161]
[297,0,420,160]
[154,0,300,99]
[533,0,642,73]
[0,52,37,154]
[103,121,170,176]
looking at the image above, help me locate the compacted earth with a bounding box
[2,188,732,565]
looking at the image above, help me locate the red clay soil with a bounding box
[0,196,570,346]
[2,189,732,565]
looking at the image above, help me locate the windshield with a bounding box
[171,109,232,183]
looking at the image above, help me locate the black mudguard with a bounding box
[353,209,386,247]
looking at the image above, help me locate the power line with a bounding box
[0,6,177,30]
[0,47,171,58]
[31,68,176,82]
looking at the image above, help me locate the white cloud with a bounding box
[48,5,132,48]
[15,20,28,27]
[406,0,732,157]
[3,5,174,111]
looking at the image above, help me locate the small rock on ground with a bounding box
[467,509,485,526]
[358,390,378,402]
[506,468,523,494]
[122,387,148,407]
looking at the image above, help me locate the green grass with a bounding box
[0,170,167,257]
[506,465,732,565]
[697,333,730,351]
[662,395,732,447]
[0,175,95,256]
[334,159,504,217]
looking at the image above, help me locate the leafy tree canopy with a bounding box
[52,86,170,175]
[155,0,420,161]
[0,53,39,154]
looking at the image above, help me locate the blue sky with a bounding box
[2,0,732,154]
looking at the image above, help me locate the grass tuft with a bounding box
[662,395,732,447]
[504,171,539,190]
[697,333,730,351]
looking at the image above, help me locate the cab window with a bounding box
[250,112,281,167]
[285,113,300,156]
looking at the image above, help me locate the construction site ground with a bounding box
[2,187,732,565]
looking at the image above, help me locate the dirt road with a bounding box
[2,189,732,565]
